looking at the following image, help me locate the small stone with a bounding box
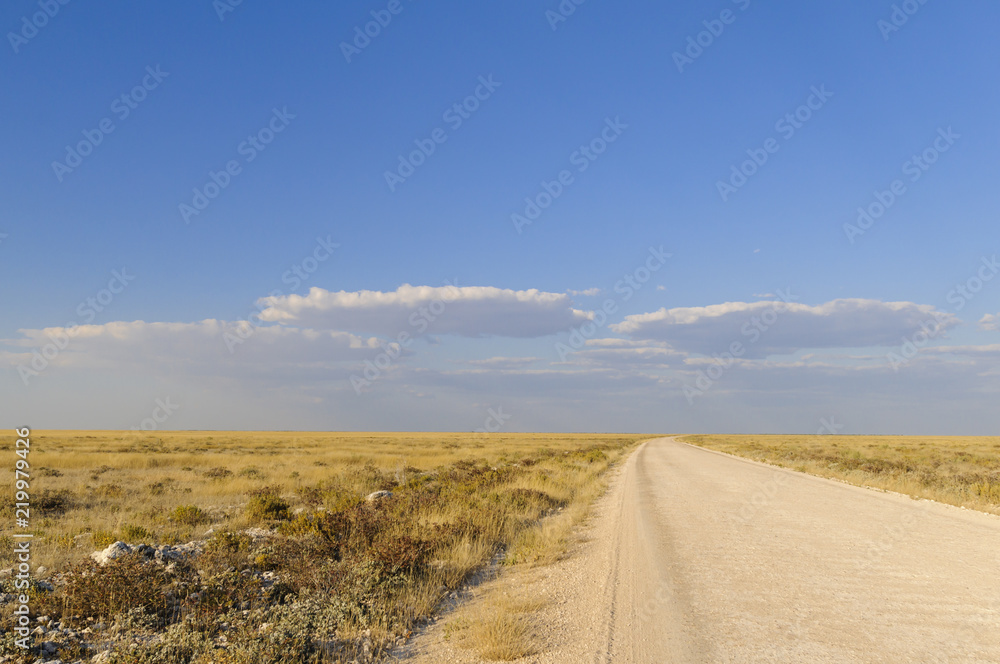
[91,541,132,565]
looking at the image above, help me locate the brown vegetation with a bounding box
[0,431,642,663]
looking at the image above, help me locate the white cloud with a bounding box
[568,288,601,296]
[258,284,592,338]
[611,299,959,358]
[979,313,999,331]
[1,320,380,376]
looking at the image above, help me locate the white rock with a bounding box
[91,541,132,565]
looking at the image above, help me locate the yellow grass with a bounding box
[1,430,639,571]
[465,592,543,661]
[681,435,1000,515]
[1,430,646,663]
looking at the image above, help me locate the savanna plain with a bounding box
[1,431,642,663]
[2,431,999,663]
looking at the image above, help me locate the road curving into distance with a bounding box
[587,437,1000,663]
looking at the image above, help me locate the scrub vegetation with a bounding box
[0,431,643,663]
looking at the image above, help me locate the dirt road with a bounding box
[586,437,1000,663]
[398,437,1000,663]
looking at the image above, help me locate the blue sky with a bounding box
[2,0,998,434]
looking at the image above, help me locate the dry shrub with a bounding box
[34,489,73,515]
[38,553,173,624]
[504,488,563,512]
[203,467,233,480]
[200,531,253,573]
[94,484,123,499]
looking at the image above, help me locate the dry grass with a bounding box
[465,593,544,661]
[0,430,644,663]
[681,435,1000,515]
[437,448,622,660]
[0,431,637,572]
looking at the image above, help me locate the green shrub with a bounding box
[171,504,207,525]
[246,493,290,522]
[92,529,117,548]
[120,524,153,543]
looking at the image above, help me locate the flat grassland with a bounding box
[681,434,1000,515]
[1,430,644,663]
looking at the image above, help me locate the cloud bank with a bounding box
[257,284,592,337]
[611,299,959,358]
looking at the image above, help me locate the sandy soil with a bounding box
[392,437,1000,663]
